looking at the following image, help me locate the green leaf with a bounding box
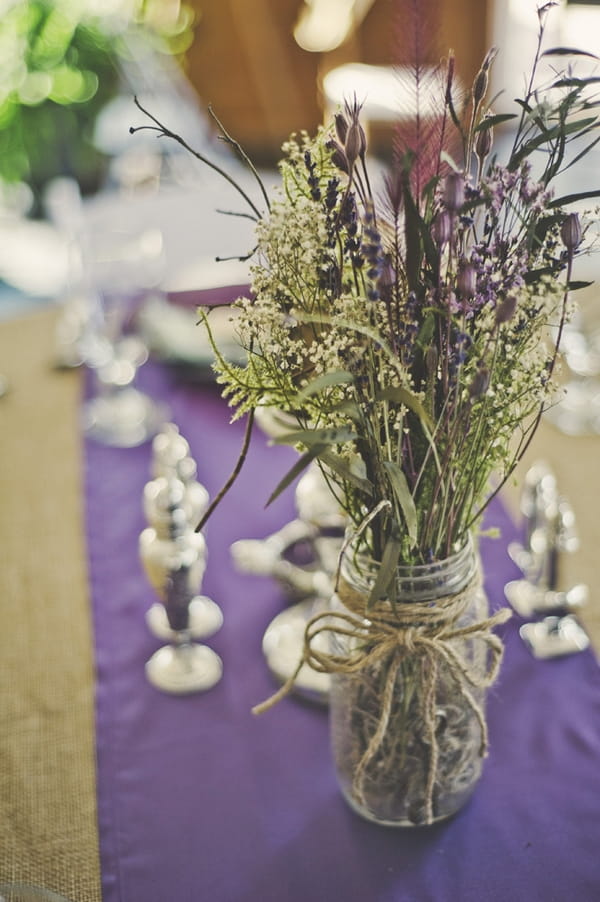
[478,526,501,540]
[552,76,600,89]
[523,265,559,284]
[328,399,362,420]
[567,280,594,291]
[273,426,357,447]
[402,176,423,290]
[319,450,374,497]
[542,47,600,60]
[294,369,354,402]
[513,98,533,114]
[549,188,600,208]
[416,312,435,349]
[367,535,402,610]
[473,113,517,132]
[509,117,600,171]
[375,386,434,431]
[561,134,600,173]
[383,461,418,546]
[265,445,326,506]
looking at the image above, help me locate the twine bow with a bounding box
[253,574,511,825]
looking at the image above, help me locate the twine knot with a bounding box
[253,569,511,824]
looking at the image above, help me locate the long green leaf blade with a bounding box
[383,461,418,546]
[549,188,600,208]
[273,426,358,447]
[542,46,600,59]
[319,450,374,497]
[265,446,326,506]
[473,113,517,132]
[294,370,354,402]
[368,535,402,610]
[375,386,434,431]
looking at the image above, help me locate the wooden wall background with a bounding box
[185,0,488,163]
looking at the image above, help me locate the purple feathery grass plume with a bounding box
[390,0,457,207]
[382,167,404,221]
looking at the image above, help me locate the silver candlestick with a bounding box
[231,462,345,704]
[507,460,559,582]
[505,461,589,657]
[141,477,222,694]
[144,424,223,641]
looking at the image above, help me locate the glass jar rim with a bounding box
[339,532,478,602]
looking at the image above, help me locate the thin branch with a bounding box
[195,408,255,532]
[130,96,263,221]
[208,105,271,213]
[216,245,257,262]
[215,208,257,221]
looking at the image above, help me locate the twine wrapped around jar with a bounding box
[254,567,511,825]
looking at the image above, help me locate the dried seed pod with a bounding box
[327,139,349,174]
[472,47,497,108]
[495,294,517,325]
[433,210,452,248]
[457,260,477,299]
[560,212,582,252]
[425,344,438,375]
[345,122,364,167]
[475,121,493,163]
[469,365,490,400]
[443,172,465,212]
[335,112,348,144]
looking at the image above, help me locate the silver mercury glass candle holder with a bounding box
[231,462,345,704]
[504,461,590,658]
[144,424,223,641]
[141,477,222,694]
[507,460,560,582]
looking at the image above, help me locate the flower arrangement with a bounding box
[155,2,595,600]
[133,3,599,587]
[133,1,600,826]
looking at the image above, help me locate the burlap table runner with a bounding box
[0,307,101,901]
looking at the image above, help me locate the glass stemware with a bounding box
[544,309,600,436]
[81,218,168,447]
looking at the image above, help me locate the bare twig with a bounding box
[208,105,271,213]
[130,96,264,221]
[195,408,255,532]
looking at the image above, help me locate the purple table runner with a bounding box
[85,360,600,902]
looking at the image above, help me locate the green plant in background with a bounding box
[0,0,194,205]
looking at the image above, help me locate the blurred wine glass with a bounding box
[81,216,168,447]
[544,299,600,437]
